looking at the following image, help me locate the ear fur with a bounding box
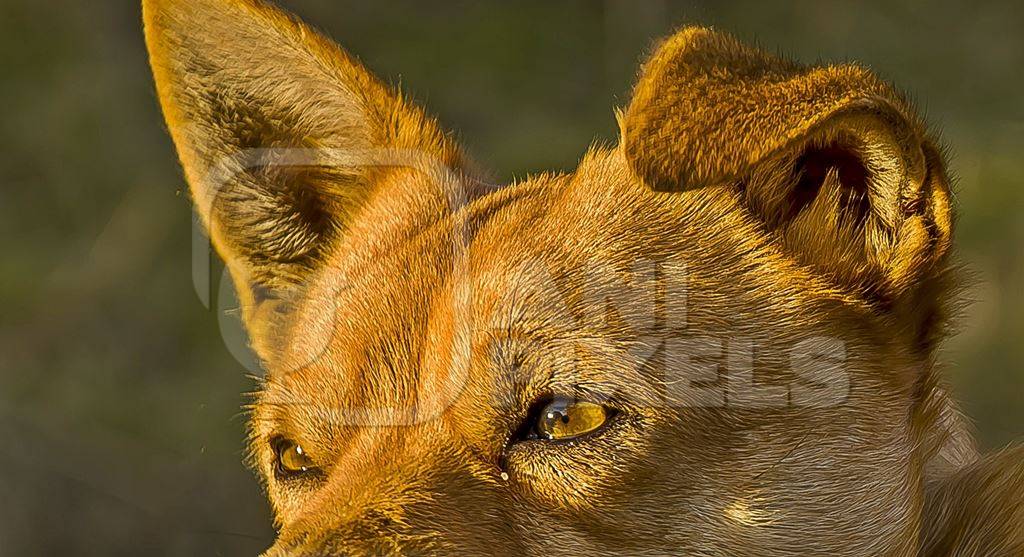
[143,0,472,357]
[622,27,954,323]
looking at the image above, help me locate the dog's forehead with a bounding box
[269,155,625,389]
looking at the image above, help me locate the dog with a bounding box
[143,0,1024,554]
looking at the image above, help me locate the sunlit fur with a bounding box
[143,0,1023,555]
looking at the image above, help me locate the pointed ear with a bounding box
[622,27,954,344]
[144,0,473,356]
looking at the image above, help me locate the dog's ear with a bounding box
[144,0,473,357]
[622,27,954,345]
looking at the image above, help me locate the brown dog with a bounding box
[143,0,1024,555]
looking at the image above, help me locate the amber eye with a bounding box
[532,398,612,441]
[273,439,317,476]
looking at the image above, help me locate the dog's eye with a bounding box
[531,398,611,441]
[273,438,316,476]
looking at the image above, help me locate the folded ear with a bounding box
[144,0,473,357]
[622,27,954,345]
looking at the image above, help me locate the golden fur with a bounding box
[143,0,1022,554]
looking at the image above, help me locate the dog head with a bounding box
[144,0,960,554]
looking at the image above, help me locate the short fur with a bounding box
[143,0,1023,555]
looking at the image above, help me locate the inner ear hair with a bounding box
[736,109,948,308]
[789,138,872,228]
[752,132,874,230]
[209,159,368,293]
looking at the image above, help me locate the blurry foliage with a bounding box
[0,0,1020,554]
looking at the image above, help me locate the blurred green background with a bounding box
[0,0,1020,555]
